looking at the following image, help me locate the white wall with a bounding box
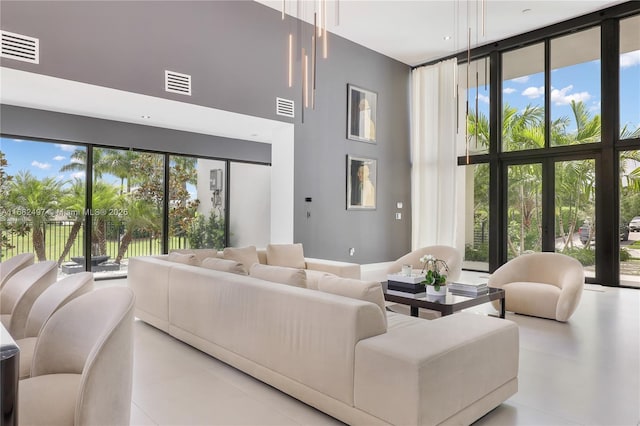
[229,163,271,247]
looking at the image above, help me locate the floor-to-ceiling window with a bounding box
[554,158,596,279]
[89,148,165,276]
[455,6,640,287]
[618,13,640,288]
[620,150,640,287]
[1,135,270,278]
[1,138,87,268]
[460,58,490,271]
[168,155,228,251]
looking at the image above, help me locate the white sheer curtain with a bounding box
[410,58,458,250]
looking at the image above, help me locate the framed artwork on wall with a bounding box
[347,84,377,143]
[347,155,377,210]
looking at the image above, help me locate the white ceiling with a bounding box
[256,0,627,66]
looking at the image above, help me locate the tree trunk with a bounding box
[520,184,525,255]
[57,219,83,265]
[93,219,108,256]
[32,225,47,261]
[115,232,132,264]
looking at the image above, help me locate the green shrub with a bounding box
[620,248,631,262]
[465,243,489,262]
[561,247,595,266]
[187,212,225,250]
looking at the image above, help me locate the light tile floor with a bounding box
[100,277,640,426]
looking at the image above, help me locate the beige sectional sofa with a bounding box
[128,247,519,425]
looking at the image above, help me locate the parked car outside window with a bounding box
[579,223,629,245]
[629,216,640,232]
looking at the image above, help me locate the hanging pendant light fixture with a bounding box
[462,0,487,164]
[282,0,339,113]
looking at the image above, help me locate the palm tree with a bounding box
[57,179,86,265]
[90,182,121,256]
[114,197,160,263]
[7,171,66,261]
[0,150,16,252]
[555,160,595,250]
[502,104,545,151]
[102,149,139,194]
[59,147,109,184]
[471,101,602,258]
[553,101,601,250]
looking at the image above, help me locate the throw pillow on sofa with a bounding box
[201,258,247,275]
[317,276,387,326]
[167,252,200,266]
[266,243,306,269]
[170,249,220,263]
[223,246,260,274]
[249,264,307,288]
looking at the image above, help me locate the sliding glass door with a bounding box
[620,150,640,288]
[554,159,596,279]
[1,138,87,269]
[501,157,598,278]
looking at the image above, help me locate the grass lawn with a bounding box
[2,222,187,262]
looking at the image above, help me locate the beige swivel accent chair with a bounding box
[387,245,463,282]
[386,245,463,319]
[16,272,94,379]
[18,287,135,426]
[0,252,35,289]
[0,260,58,339]
[488,252,584,322]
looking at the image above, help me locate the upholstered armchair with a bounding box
[488,252,584,322]
[0,253,35,289]
[0,261,58,339]
[16,272,94,379]
[18,287,135,426]
[386,245,463,282]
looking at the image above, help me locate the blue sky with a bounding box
[0,139,86,184]
[471,49,640,135]
[502,50,640,133]
[0,138,198,198]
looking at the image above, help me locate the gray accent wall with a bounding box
[0,0,412,263]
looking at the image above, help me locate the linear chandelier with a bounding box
[459,0,487,164]
[282,0,339,117]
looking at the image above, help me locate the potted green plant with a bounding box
[419,254,449,295]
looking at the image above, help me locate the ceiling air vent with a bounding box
[1,30,39,64]
[276,97,295,118]
[165,70,191,96]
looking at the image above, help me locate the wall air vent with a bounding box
[165,70,191,96]
[1,31,39,64]
[276,97,295,118]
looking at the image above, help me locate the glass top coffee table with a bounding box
[383,284,506,318]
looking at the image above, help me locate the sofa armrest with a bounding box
[305,257,361,279]
[354,313,519,426]
[128,256,174,331]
